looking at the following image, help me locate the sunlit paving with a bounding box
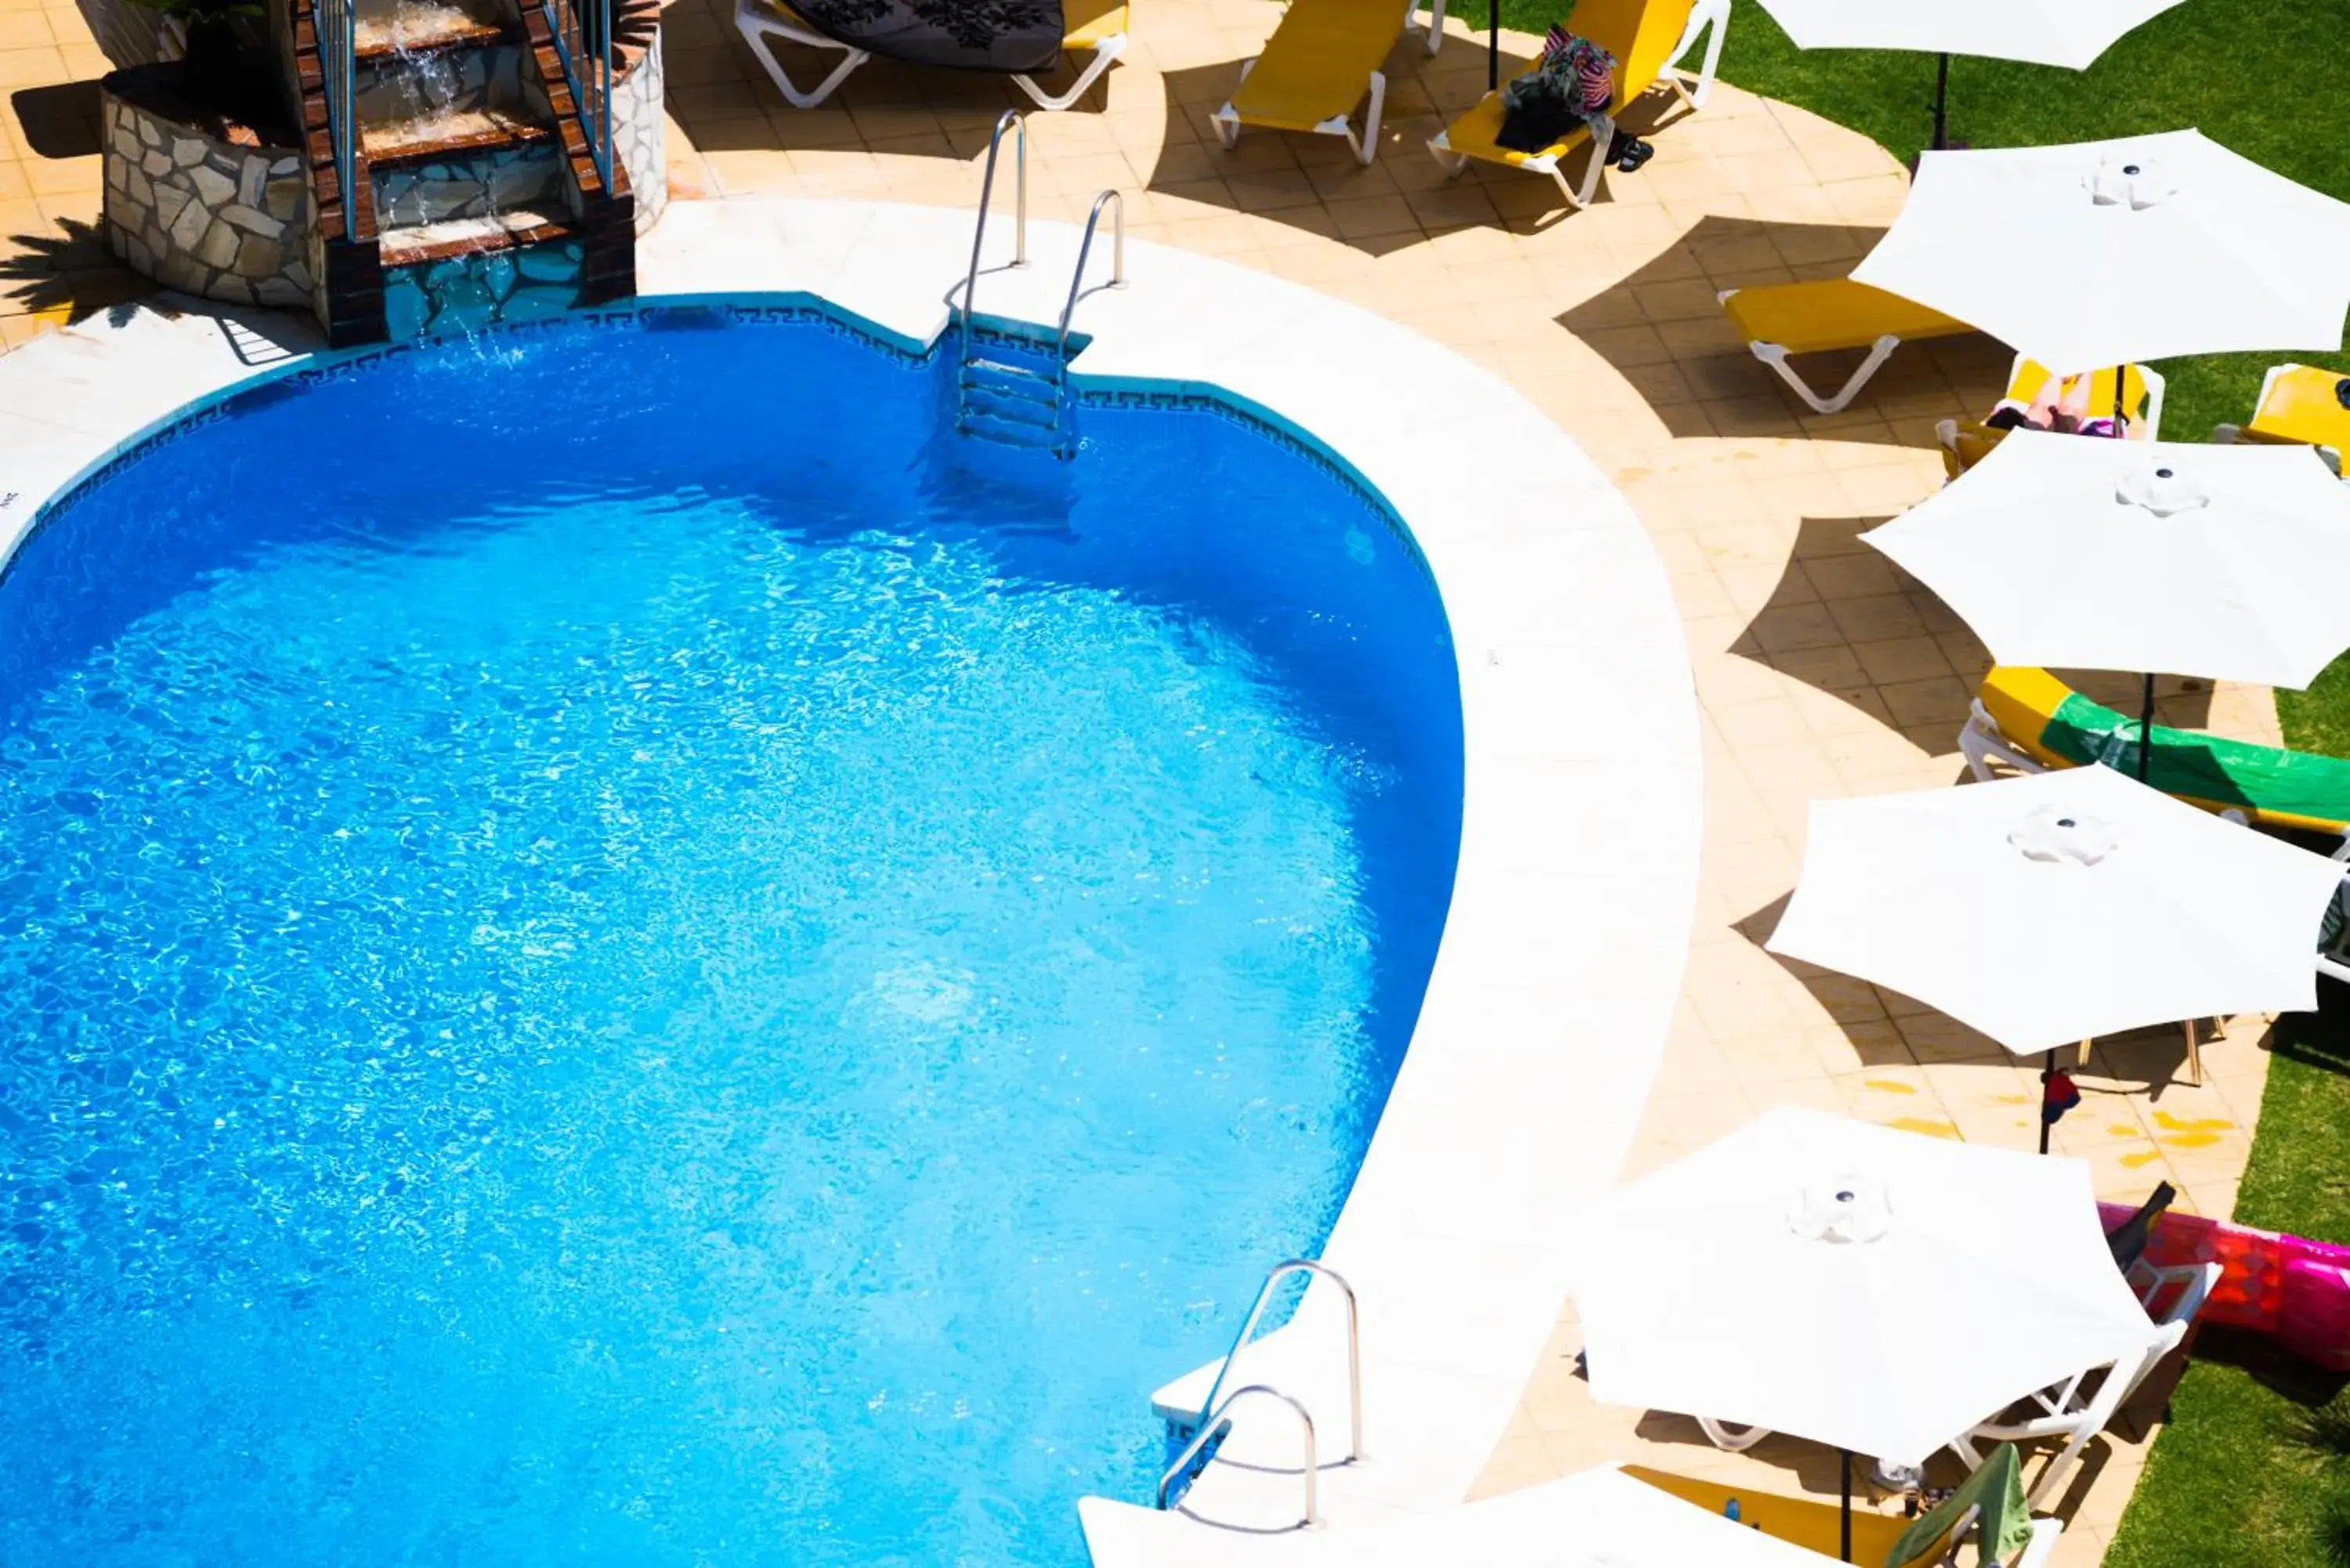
[0,0,2345,1562]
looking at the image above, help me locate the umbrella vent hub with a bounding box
[2085,154,2175,209]
[2116,462,2212,516]
[1788,1176,1892,1244]
[2010,803,2119,865]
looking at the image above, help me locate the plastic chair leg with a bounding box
[1012,31,1126,111]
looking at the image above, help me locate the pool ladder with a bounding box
[1157,1259,1361,1530]
[950,111,1126,460]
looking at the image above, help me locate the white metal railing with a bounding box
[1187,1259,1362,1465]
[1156,1384,1321,1530]
[953,110,1028,362]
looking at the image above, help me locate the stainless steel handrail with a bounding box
[1053,188,1126,383]
[1155,1384,1321,1530]
[1188,1259,1361,1465]
[954,110,1028,362]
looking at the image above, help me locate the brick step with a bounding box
[352,0,510,56]
[362,109,554,167]
[378,205,576,266]
[353,16,506,60]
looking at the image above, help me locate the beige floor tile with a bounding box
[0,18,2269,1557]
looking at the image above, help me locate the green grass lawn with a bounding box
[1481,2,2350,1560]
[2101,1011,2350,1568]
[1488,0,2350,443]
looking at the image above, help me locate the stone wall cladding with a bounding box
[613,31,666,235]
[100,81,312,309]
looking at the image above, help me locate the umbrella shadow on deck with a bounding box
[1557,215,2010,446]
[1144,59,1468,259]
[1144,50,1700,255]
[1734,891,2224,1118]
[1729,515,2218,757]
[1730,513,1994,757]
[688,31,1115,163]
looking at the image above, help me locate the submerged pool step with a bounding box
[960,380,1059,432]
[956,409,1061,451]
[955,350,1072,455]
[963,354,1055,383]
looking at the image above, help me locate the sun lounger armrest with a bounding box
[2013,1519,2064,1568]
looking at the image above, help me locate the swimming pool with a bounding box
[0,311,1463,1565]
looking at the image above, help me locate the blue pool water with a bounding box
[0,311,1463,1566]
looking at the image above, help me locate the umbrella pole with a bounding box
[1839,1447,1853,1561]
[2138,671,2157,781]
[1488,0,1498,91]
[1931,52,1949,151]
[2038,1048,2054,1154]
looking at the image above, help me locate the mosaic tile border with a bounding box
[30,296,1430,594]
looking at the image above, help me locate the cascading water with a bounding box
[354,0,595,338]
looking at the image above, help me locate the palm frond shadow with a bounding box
[0,219,150,323]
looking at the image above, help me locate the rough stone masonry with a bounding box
[100,76,313,309]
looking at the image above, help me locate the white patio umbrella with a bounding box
[1852,130,2350,378]
[1745,0,2184,147]
[1574,1107,2153,1554]
[1767,765,2343,1128]
[1864,433,2350,691]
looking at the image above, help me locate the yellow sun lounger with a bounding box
[1964,666,2350,838]
[1718,277,1975,415]
[1426,0,1726,210]
[736,0,1131,110]
[1935,358,2163,479]
[2214,363,2350,475]
[2004,356,2165,435]
[1209,0,1444,167]
[1624,1465,2063,1567]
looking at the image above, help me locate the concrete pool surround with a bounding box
[0,195,1703,1563]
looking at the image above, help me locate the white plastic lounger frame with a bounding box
[1730,313,1907,415]
[1013,28,1128,110]
[1665,0,1726,110]
[735,0,870,108]
[2315,840,2350,987]
[1958,699,2048,785]
[1949,1319,2187,1510]
[2127,1259,2222,1331]
[1694,1414,1770,1452]
[2217,420,2347,475]
[734,0,1129,110]
[2007,1518,2066,1568]
[1426,0,1726,211]
[1927,1505,2066,1568]
[1209,0,1446,168]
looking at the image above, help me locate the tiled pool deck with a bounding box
[0,0,2294,1559]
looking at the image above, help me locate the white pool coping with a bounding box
[0,196,1703,1564]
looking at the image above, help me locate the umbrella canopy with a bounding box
[1746,0,2182,70]
[1766,765,2343,1053]
[1574,1106,2158,1466]
[1862,433,2350,690]
[1852,130,2350,375]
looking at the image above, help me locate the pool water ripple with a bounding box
[0,317,1462,1566]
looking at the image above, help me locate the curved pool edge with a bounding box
[0,196,1705,1558]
